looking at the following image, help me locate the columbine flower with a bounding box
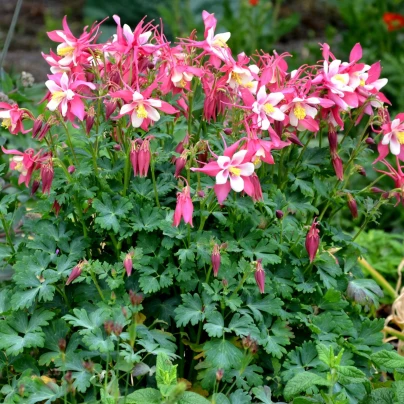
[66,260,87,285]
[45,72,95,120]
[347,193,358,219]
[123,252,134,276]
[40,156,54,194]
[113,89,177,129]
[252,87,285,130]
[305,219,320,263]
[0,102,32,135]
[378,115,404,159]
[173,183,193,227]
[192,141,255,203]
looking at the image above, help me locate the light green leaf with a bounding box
[336,365,367,384]
[371,350,404,372]
[284,371,330,401]
[125,388,162,404]
[204,312,225,338]
[63,308,110,335]
[83,329,114,352]
[204,339,243,370]
[178,391,211,404]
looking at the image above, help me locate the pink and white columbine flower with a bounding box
[282,96,334,132]
[191,141,255,203]
[252,87,285,130]
[376,113,404,161]
[45,72,95,120]
[0,102,32,135]
[113,89,178,129]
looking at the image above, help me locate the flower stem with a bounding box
[358,257,397,300]
[0,214,15,255]
[384,326,404,341]
[151,161,160,208]
[90,268,105,302]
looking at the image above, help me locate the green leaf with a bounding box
[93,193,132,233]
[132,206,162,232]
[63,308,110,335]
[83,329,114,352]
[371,350,404,372]
[283,371,330,401]
[247,296,284,322]
[178,391,211,404]
[156,353,177,395]
[252,386,273,404]
[259,319,293,359]
[204,339,243,370]
[228,313,258,338]
[347,279,383,307]
[175,293,214,327]
[316,344,333,367]
[126,388,162,404]
[204,312,225,338]
[336,365,367,384]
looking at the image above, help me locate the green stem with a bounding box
[358,257,397,299]
[62,122,78,165]
[0,214,15,254]
[90,268,105,302]
[384,326,404,341]
[151,162,160,208]
[122,144,131,197]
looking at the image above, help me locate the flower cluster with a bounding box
[1,10,402,234]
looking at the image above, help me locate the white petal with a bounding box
[147,99,162,108]
[132,91,144,101]
[231,150,248,166]
[123,24,134,44]
[267,92,284,106]
[145,106,160,122]
[259,115,270,130]
[131,112,143,128]
[238,162,254,176]
[216,169,229,185]
[60,72,69,90]
[139,31,152,44]
[217,156,231,169]
[171,69,182,83]
[256,86,267,103]
[47,98,61,111]
[390,136,401,155]
[229,175,244,192]
[61,99,68,116]
[304,105,318,118]
[269,108,285,121]
[45,80,62,93]
[120,104,135,115]
[213,32,231,44]
[289,111,298,126]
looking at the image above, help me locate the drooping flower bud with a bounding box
[197,140,208,167]
[130,139,141,176]
[123,252,134,276]
[52,200,61,216]
[58,338,66,352]
[250,173,263,202]
[365,137,375,145]
[223,128,232,135]
[40,157,54,194]
[347,193,358,219]
[175,152,187,178]
[31,180,40,196]
[138,138,151,177]
[104,320,114,336]
[129,290,144,306]
[328,126,338,153]
[305,219,320,263]
[331,154,344,181]
[113,144,121,151]
[85,106,95,135]
[68,165,75,174]
[357,166,366,176]
[173,185,193,227]
[66,260,86,285]
[254,259,265,294]
[172,134,190,163]
[211,244,221,277]
[197,190,205,198]
[286,131,303,147]
[276,210,284,219]
[32,115,44,139]
[105,99,118,120]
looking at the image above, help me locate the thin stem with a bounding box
[384,326,404,341]
[62,122,78,165]
[0,214,16,254]
[90,269,105,302]
[122,144,131,197]
[151,161,160,207]
[358,257,397,299]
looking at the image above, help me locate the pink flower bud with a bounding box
[85,106,95,135]
[129,290,144,306]
[138,138,151,177]
[347,193,358,219]
[197,190,205,198]
[286,131,303,147]
[66,260,86,285]
[365,137,375,145]
[173,185,193,227]
[175,153,187,178]
[40,157,54,194]
[216,369,224,381]
[371,187,384,194]
[123,252,134,276]
[211,244,221,277]
[250,173,263,202]
[331,154,344,181]
[328,127,338,153]
[223,128,232,135]
[68,165,75,174]
[305,219,320,263]
[32,115,44,138]
[254,259,265,294]
[113,144,121,151]
[105,99,118,120]
[357,166,366,176]
[31,180,40,196]
[37,122,50,141]
[147,62,155,70]
[130,140,140,176]
[276,210,284,219]
[52,200,61,216]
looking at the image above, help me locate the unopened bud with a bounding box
[83,361,94,372]
[129,290,143,306]
[347,193,358,219]
[276,210,284,219]
[254,259,265,294]
[365,137,375,145]
[223,128,232,135]
[58,338,66,352]
[211,244,221,277]
[65,371,73,383]
[123,252,134,276]
[68,165,75,174]
[113,323,123,336]
[216,369,224,381]
[197,190,205,198]
[104,320,114,335]
[222,279,228,287]
[305,219,320,263]
[113,144,121,151]
[357,166,366,176]
[31,180,40,196]
[66,260,86,285]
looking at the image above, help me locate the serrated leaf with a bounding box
[371,350,404,372]
[347,279,383,307]
[179,391,211,404]
[63,308,110,335]
[83,329,114,352]
[126,388,162,404]
[284,371,330,401]
[204,339,243,370]
[336,365,367,384]
[204,311,225,338]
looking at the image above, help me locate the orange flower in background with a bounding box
[383,12,404,32]
[249,0,259,6]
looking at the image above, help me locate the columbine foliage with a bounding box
[0,9,403,404]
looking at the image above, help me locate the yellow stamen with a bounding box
[253,156,262,168]
[359,79,366,86]
[1,118,11,128]
[232,72,243,85]
[263,103,275,114]
[229,166,241,176]
[397,132,404,145]
[213,39,228,48]
[333,74,346,84]
[136,104,148,119]
[57,45,75,57]
[293,104,306,120]
[245,81,254,89]
[51,91,65,102]
[179,78,187,88]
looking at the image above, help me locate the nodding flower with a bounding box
[173,177,194,227]
[254,259,265,294]
[305,219,320,263]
